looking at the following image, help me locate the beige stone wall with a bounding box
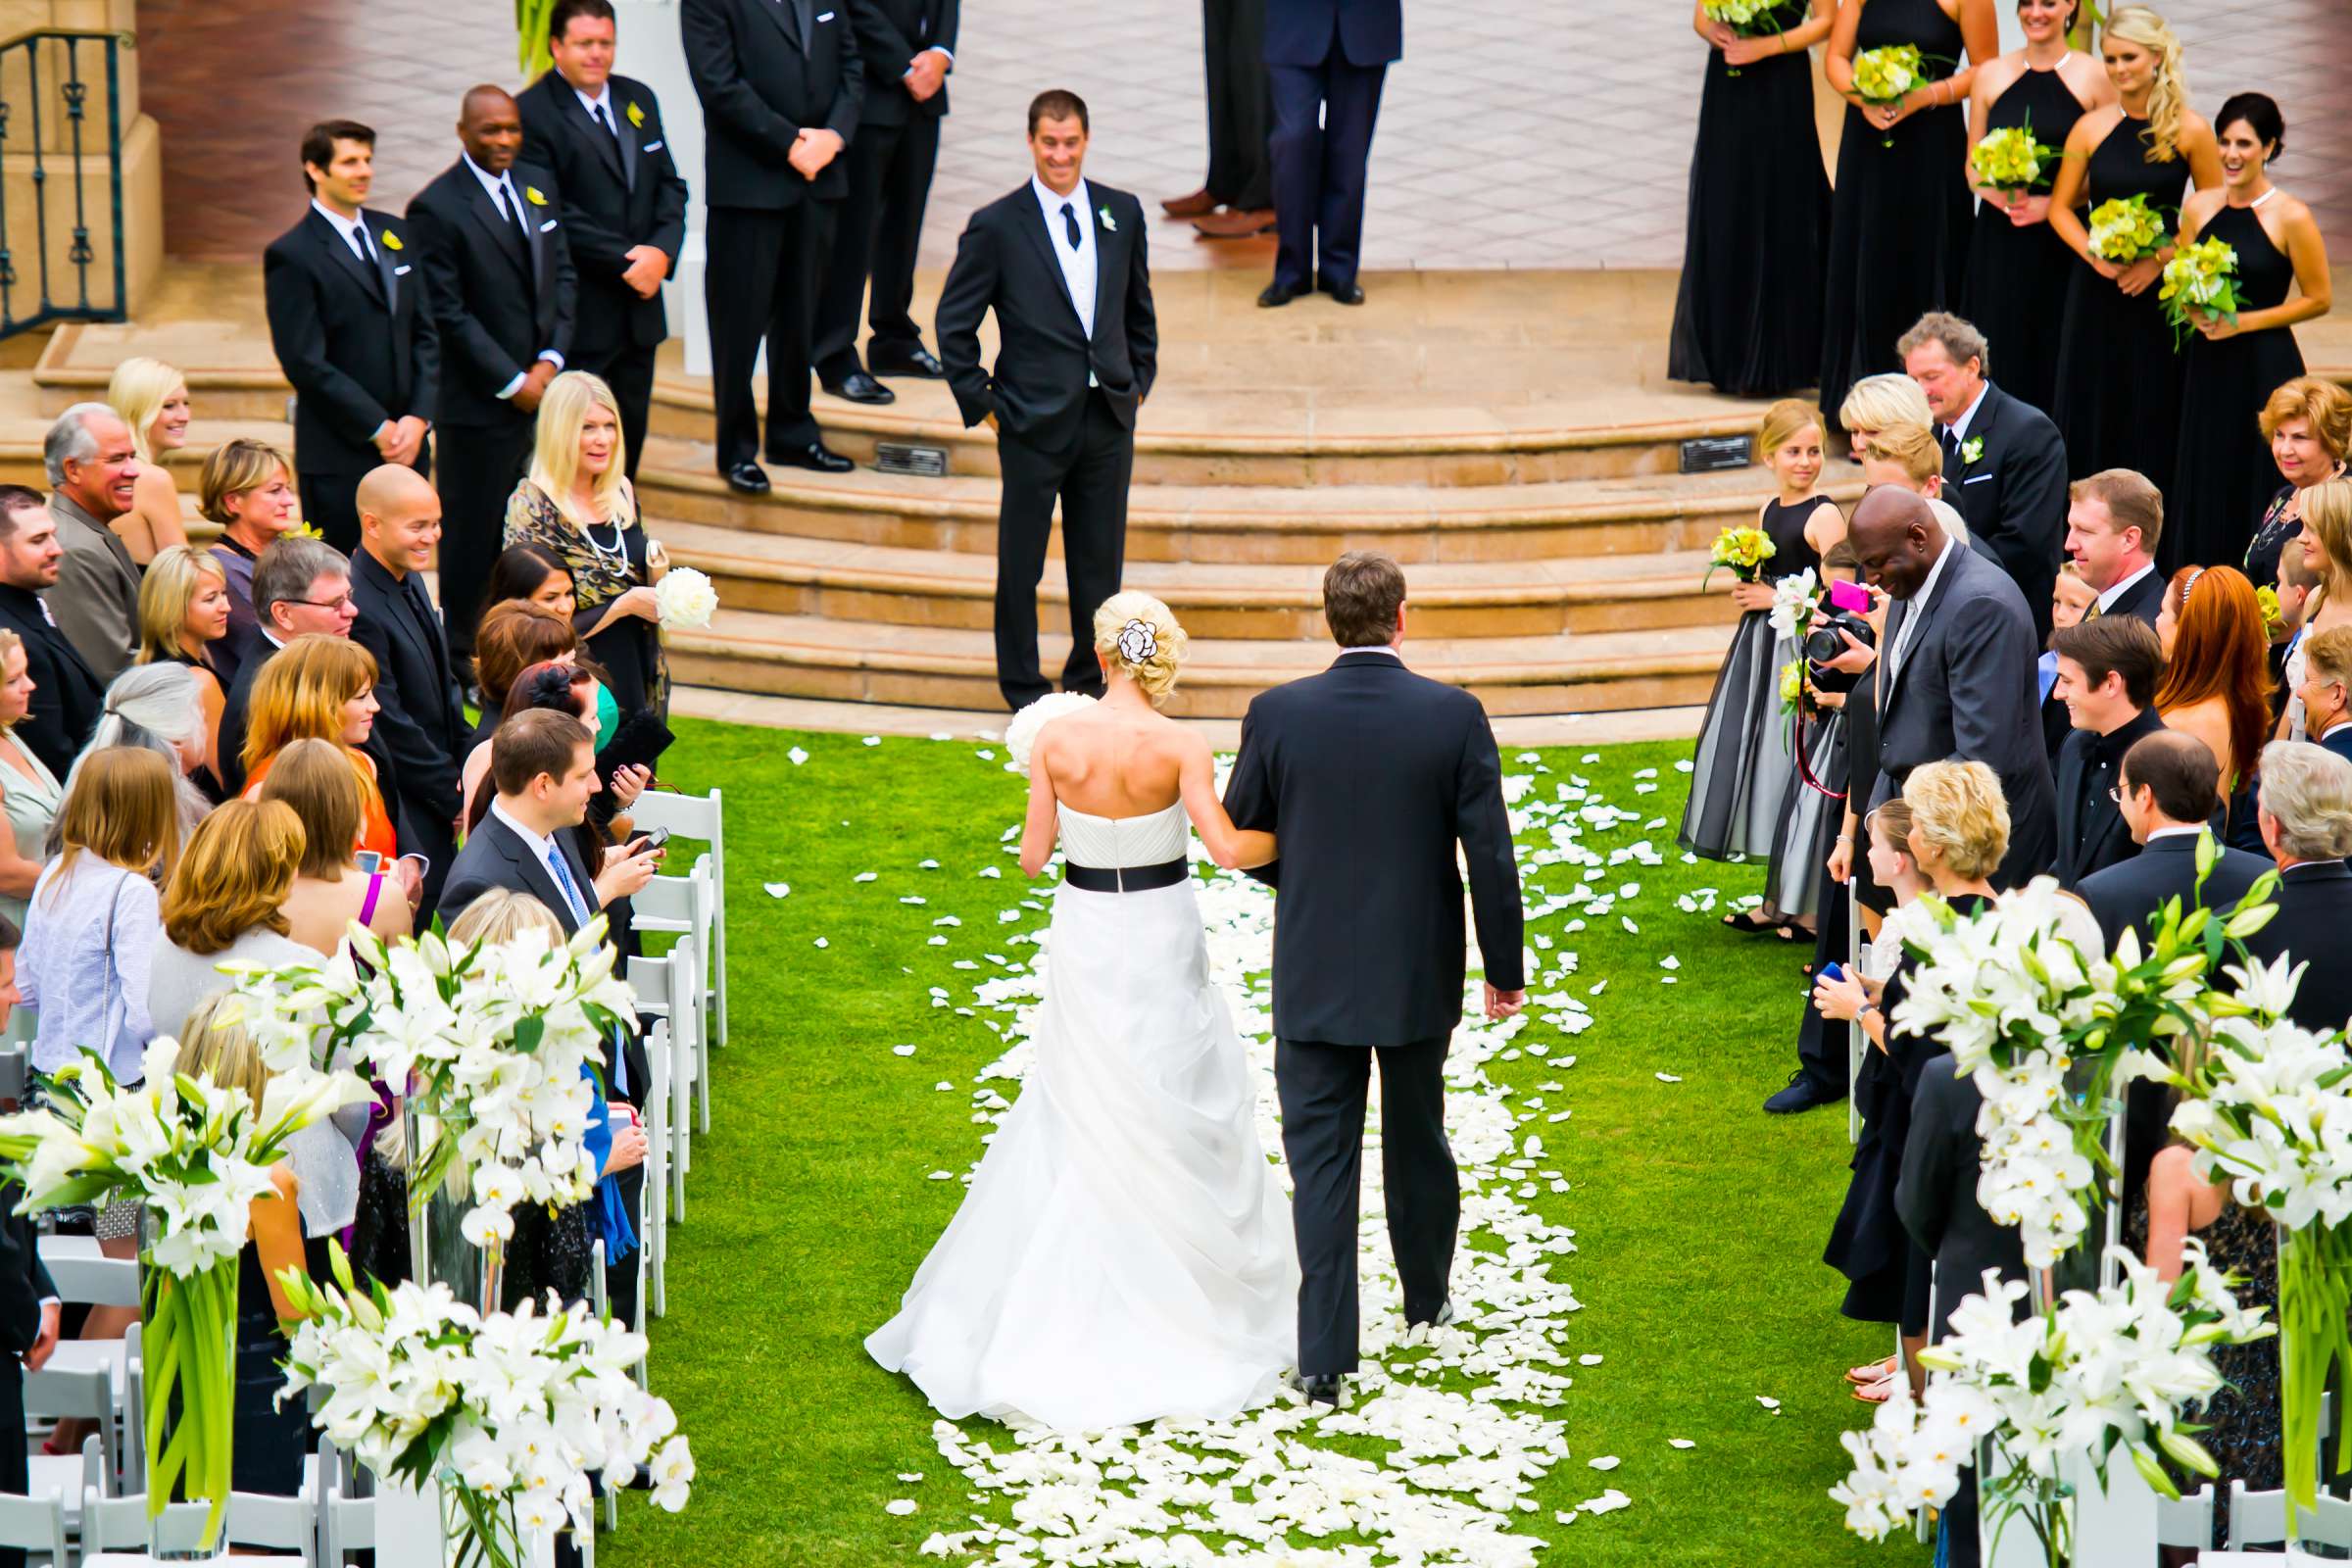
[0,0,159,318]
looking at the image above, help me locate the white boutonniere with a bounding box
[524,185,549,208]
[626,100,646,128]
[1961,435,1984,466]
[1099,206,1116,232]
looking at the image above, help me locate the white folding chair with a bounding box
[320,1483,372,1566]
[632,867,713,1136]
[643,1021,671,1317]
[24,1369,112,1522]
[628,788,726,1046]
[0,1490,65,1565]
[226,1482,318,1566]
[591,1240,619,1534]
[628,951,699,1221]
[40,1253,139,1310]
[2154,1484,2215,1550]
[2229,1478,2352,1549]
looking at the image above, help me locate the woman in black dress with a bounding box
[1819,0,1997,438]
[2171,93,2333,573]
[2045,6,2220,500]
[1669,0,1834,396]
[1958,0,2112,416]
[2243,377,2352,592]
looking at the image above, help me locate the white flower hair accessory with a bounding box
[1115,617,1158,666]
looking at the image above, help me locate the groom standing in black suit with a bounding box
[1223,553,1525,1404]
[1901,313,2069,640]
[936,89,1156,710]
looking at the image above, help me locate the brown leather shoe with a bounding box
[1161,187,1217,219]
[1193,207,1277,238]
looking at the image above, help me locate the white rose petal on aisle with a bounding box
[1002,691,1097,776]
[654,564,719,629]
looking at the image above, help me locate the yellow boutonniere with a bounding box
[525,185,548,207]
[380,229,403,252]
[626,101,645,128]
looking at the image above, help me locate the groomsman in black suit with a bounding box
[1901,313,2069,640]
[682,0,864,492]
[349,466,470,914]
[1165,0,1274,237]
[0,487,100,779]
[2063,469,2167,624]
[811,0,957,405]
[407,86,578,668]
[2080,731,2269,950]
[516,0,690,482]
[2240,741,2352,1033]
[263,121,439,553]
[936,90,1156,710]
[2047,615,2167,889]
[1258,0,1399,308]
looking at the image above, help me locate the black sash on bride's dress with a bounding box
[1061,857,1188,894]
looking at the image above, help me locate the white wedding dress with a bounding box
[867,802,1300,1432]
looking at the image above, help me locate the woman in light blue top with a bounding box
[0,630,62,1047]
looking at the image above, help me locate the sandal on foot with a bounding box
[1852,1373,1901,1404]
[1845,1354,1897,1385]
[1723,909,1785,937]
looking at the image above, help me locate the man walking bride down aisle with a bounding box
[867,554,1526,1426]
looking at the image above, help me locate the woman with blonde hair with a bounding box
[1837,371,1934,459]
[238,634,396,864]
[2280,478,2352,740]
[504,370,669,717]
[146,799,314,1038]
[2244,375,2352,590]
[198,437,300,669]
[134,545,232,797]
[261,737,411,954]
[873,588,1299,1431]
[102,355,192,564]
[2046,5,2222,486]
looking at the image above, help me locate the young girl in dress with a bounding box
[1684,401,1847,939]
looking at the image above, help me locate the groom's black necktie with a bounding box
[1060,201,1081,252]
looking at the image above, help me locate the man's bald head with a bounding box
[458,85,524,173]
[357,465,442,579]
[1847,487,1947,602]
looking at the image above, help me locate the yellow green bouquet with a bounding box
[2257,584,2286,641]
[1704,0,1797,72]
[2086,193,2170,264]
[2159,235,2243,347]
[1705,525,1778,588]
[1971,122,2057,197]
[1852,45,1925,145]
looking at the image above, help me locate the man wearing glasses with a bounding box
[218,535,372,798]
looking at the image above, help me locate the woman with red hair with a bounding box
[2154,564,2275,828]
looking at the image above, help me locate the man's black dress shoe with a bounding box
[1322,281,1366,306]
[871,348,947,379]
[1257,281,1303,309]
[766,441,854,474]
[823,370,896,406]
[1408,1299,1457,1331]
[1298,1372,1342,1406]
[1764,1071,1838,1115]
[722,461,770,495]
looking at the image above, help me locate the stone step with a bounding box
[664,608,1733,719]
[633,434,1852,565]
[657,519,1740,641]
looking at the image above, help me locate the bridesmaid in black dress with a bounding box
[2045,7,2220,498]
[1958,0,2112,416]
[2171,93,2333,573]
[1819,0,1997,439]
[1669,0,1834,396]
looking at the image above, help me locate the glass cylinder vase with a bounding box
[2277,1221,2352,1557]
[405,1100,502,1310]
[138,1207,238,1561]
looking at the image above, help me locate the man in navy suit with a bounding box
[2047,615,2166,889]
[1257,0,1399,309]
[2295,624,2352,765]
[2063,469,2167,625]
[2240,741,2352,1035]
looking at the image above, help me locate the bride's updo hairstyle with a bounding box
[1093,590,1189,704]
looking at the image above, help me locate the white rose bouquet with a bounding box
[222,919,638,1256]
[1834,1245,2272,1560]
[1002,691,1097,777]
[653,564,717,629]
[280,1247,693,1568]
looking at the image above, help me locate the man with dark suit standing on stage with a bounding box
[1258,0,1398,309]
[516,0,690,482]
[682,0,863,493]
[936,90,1156,710]
[1167,0,1275,238]
[811,0,956,407]
[407,86,577,670]
[263,121,439,554]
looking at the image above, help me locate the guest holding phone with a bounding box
[259,738,413,955]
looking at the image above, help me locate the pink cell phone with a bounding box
[1827,579,1873,614]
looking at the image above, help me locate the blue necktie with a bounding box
[547,845,592,929]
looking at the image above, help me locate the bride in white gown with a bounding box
[867,592,1300,1433]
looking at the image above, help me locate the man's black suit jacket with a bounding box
[439,811,651,1102]
[936,182,1157,451]
[1872,542,2059,888]
[851,0,957,125]
[2094,566,2167,626]
[1897,1057,2030,1342]
[349,552,467,849]
[2051,708,2165,889]
[515,73,689,360]
[404,162,577,429]
[1223,651,1524,1047]
[681,0,863,209]
[0,585,99,780]
[2240,858,2352,1035]
[263,207,441,477]
[1265,0,1402,66]
[1943,382,2069,640]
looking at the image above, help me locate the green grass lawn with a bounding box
[605,721,1930,1566]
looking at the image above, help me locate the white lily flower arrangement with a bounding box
[1765,567,1820,641]
[653,564,717,629]
[221,918,639,1256]
[280,1246,692,1568]
[1002,691,1096,777]
[1834,1244,2272,1561]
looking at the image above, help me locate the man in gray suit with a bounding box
[43,405,142,682]
[1824,487,2057,887]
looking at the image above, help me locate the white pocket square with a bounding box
[539,219,559,231]
[393,264,413,275]
[1964,473,1992,484]
[816,8,834,17]
[643,140,663,153]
